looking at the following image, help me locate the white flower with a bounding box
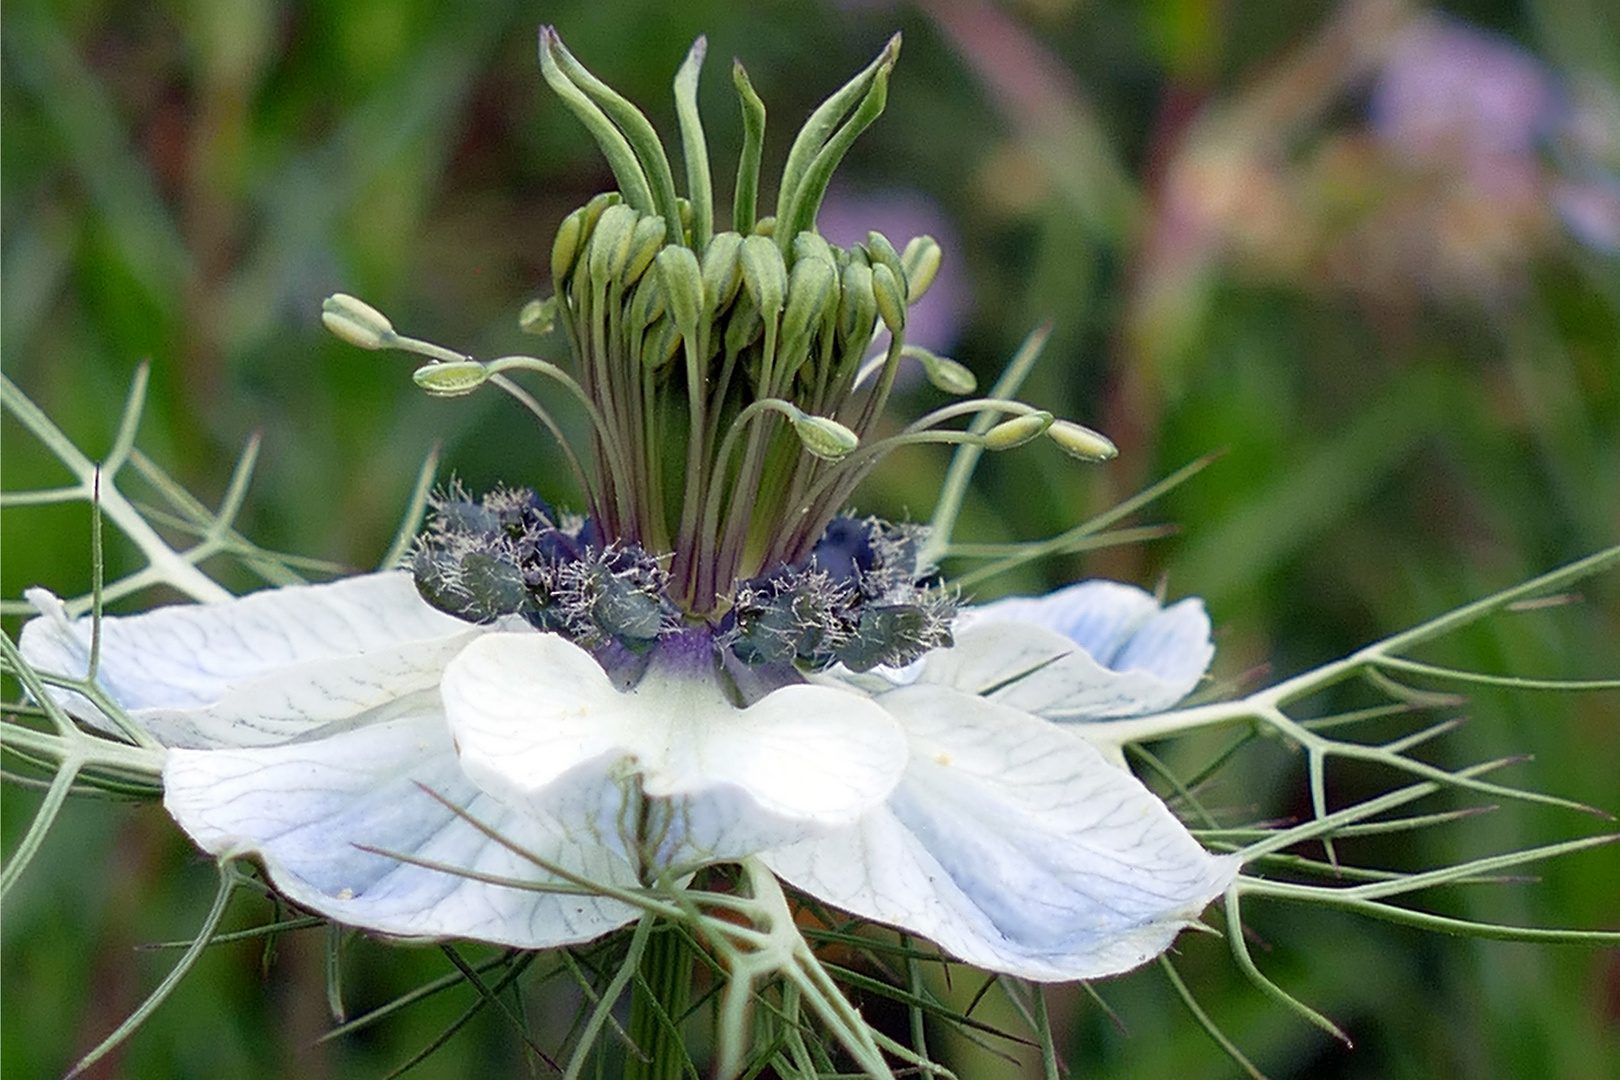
[21,571,1236,978]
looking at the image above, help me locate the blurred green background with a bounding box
[4,0,1617,1077]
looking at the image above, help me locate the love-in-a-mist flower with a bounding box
[21,28,1235,981]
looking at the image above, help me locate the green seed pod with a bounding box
[790,411,860,460]
[902,344,976,395]
[781,254,838,351]
[838,262,877,346]
[627,272,666,334]
[413,360,489,397]
[740,233,787,317]
[587,203,638,290]
[982,411,1053,450]
[870,262,907,335]
[901,235,942,303]
[621,214,668,287]
[724,292,763,355]
[701,231,745,314]
[550,207,588,289]
[321,293,395,350]
[1046,419,1119,461]
[654,244,705,337]
[792,230,836,269]
[640,314,684,371]
[864,231,906,288]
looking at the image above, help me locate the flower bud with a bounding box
[791,411,860,460]
[838,262,877,345]
[870,262,907,335]
[587,203,638,287]
[551,207,588,288]
[864,231,906,284]
[654,245,705,336]
[621,214,668,287]
[1046,419,1118,461]
[627,273,666,333]
[701,231,745,314]
[902,345,976,394]
[740,233,787,317]
[901,235,942,302]
[413,361,489,397]
[781,254,838,350]
[519,297,557,336]
[321,294,395,350]
[982,411,1052,449]
[792,230,836,268]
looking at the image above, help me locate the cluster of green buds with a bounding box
[323,27,1116,659]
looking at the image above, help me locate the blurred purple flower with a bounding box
[1370,15,1620,252]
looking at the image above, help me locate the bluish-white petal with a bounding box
[443,633,909,872]
[964,580,1213,692]
[164,709,640,948]
[761,685,1238,981]
[19,572,471,737]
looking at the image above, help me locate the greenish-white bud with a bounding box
[551,207,587,289]
[519,297,557,336]
[640,314,683,371]
[1046,419,1119,461]
[701,231,745,314]
[792,230,836,268]
[322,293,395,350]
[621,215,668,287]
[839,262,877,345]
[983,411,1053,449]
[740,233,787,316]
[870,262,907,335]
[413,360,489,397]
[865,231,906,283]
[588,203,639,287]
[902,345,976,394]
[655,245,705,336]
[752,215,776,237]
[781,255,838,350]
[627,272,666,333]
[790,411,860,460]
[725,293,763,355]
[901,235,942,302]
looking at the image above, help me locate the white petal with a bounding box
[964,580,1212,689]
[164,709,639,947]
[443,633,908,871]
[19,572,472,736]
[762,685,1238,980]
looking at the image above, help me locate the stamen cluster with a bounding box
[724,516,955,672]
[411,486,953,672]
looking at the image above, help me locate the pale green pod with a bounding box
[791,411,861,460]
[982,411,1053,449]
[413,361,489,397]
[587,203,638,289]
[621,214,669,287]
[654,245,705,336]
[740,233,787,317]
[1046,419,1119,461]
[902,344,976,394]
[901,235,942,303]
[781,255,838,350]
[701,231,746,314]
[838,261,877,345]
[870,262,907,335]
[321,293,395,350]
[627,273,667,333]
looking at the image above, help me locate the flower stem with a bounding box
[625,925,693,1080]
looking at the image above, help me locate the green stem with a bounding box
[626,925,693,1080]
